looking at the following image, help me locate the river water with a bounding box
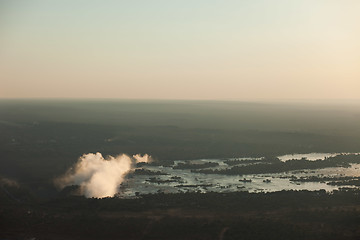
[120,153,360,197]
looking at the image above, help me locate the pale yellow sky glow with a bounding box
[0,0,359,100]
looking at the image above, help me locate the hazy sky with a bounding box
[1,0,359,100]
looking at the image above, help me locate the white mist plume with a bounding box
[133,153,152,163]
[56,152,151,198]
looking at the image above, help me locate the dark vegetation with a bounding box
[2,185,360,240]
[132,168,168,176]
[290,176,356,183]
[173,161,219,169]
[289,176,360,187]
[195,154,360,175]
[174,183,213,188]
[145,176,184,184]
[328,179,360,186]
[224,158,263,166]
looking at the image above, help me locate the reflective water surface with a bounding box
[120,153,360,197]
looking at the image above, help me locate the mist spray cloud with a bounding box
[56,152,151,198]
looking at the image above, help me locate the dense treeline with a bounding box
[194,154,360,175]
[2,189,360,240]
[173,162,219,169]
[132,168,168,176]
[224,158,263,165]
